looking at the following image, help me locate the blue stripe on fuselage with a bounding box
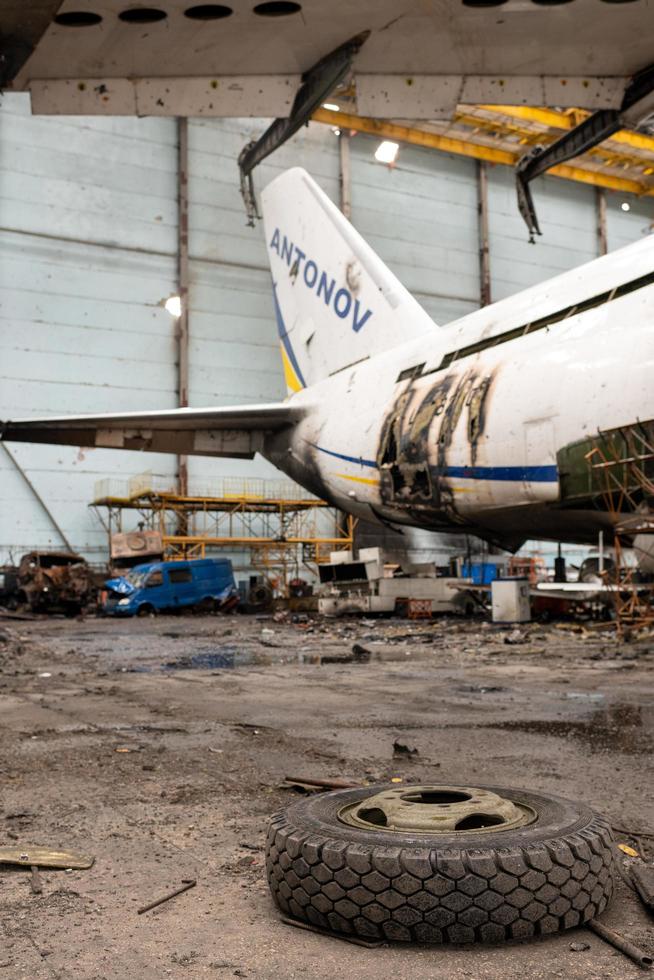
[445,464,558,483]
[311,444,557,482]
[309,443,378,468]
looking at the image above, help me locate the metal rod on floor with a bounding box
[137,878,197,915]
[588,919,653,969]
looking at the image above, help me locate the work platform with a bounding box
[91,473,354,591]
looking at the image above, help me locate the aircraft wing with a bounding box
[5,0,653,118]
[0,403,303,459]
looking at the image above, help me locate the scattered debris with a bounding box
[504,629,528,645]
[283,775,361,792]
[30,865,43,894]
[569,941,590,952]
[260,628,279,648]
[618,843,640,858]
[393,740,419,758]
[587,919,653,969]
[351,643,372,662]
[457,684,506,694]
[137,878,197,915]
[614,826,654,840]
[0,846,94,869]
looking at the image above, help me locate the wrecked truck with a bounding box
[103,558,238,616]
[17,551,95,614]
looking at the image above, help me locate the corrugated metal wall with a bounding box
[0,96,179,562]
[1,97,652,567]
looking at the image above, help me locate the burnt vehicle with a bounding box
[0,565,19,608]
[17,551,95,615]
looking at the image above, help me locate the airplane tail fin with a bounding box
[261,167,435,393]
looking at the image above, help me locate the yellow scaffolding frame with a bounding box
[91,475,355,593]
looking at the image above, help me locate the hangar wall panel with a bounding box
[184,117,340,491]
[1,98,652,568]
[486,166,598,301]
[349,134,480,325]
[0,95,180,562]
[606,195,654,251]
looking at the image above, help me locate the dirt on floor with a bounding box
[0,611,652,980]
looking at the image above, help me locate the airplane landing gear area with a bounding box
[266,784,615,945]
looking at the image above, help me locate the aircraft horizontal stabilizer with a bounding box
[1,403,304,460]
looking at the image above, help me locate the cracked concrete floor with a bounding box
[0,613,652,979]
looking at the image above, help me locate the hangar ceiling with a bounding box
[4,0,654,117]
[313,103,654,200]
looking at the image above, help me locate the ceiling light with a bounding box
[332,127,341,136]
[621,202,631,212]
[165,295,182,317]
[374,140,399,164]
[322,103,340,111]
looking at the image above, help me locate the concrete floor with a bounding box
[0,613,652,979]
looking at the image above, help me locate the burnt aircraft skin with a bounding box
[375,367,497,532]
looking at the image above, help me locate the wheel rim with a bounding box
[338,785,536,834]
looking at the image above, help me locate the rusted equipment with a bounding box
[588,919,653,969]
[137,878,196,915]
[581,422,654,635]
[508,554,547,586]
[110,530,163,565]
[16,551,95,614]
[407,598,433,620]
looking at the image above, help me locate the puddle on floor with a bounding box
[119,646,256,672]
[475,702,652,754]
[163,646,250,671]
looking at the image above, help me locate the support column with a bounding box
[339,131,352,219]
[177,117,190,496]
[477,161,491,307]
[596,187,608,256]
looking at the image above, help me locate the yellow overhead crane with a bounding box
[313,105,654,200]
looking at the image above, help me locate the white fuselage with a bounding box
[265,236,654,549]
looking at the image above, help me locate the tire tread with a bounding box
[266,800,615,944]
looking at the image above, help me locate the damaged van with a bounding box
[103,558,238,616]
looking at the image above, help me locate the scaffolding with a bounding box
[91,473,355,593]
[585,422,654,635]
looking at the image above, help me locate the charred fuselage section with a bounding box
[376,368,496,530]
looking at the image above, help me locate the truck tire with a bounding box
[266,783,615,944]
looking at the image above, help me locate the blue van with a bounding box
[103,558,237,616]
